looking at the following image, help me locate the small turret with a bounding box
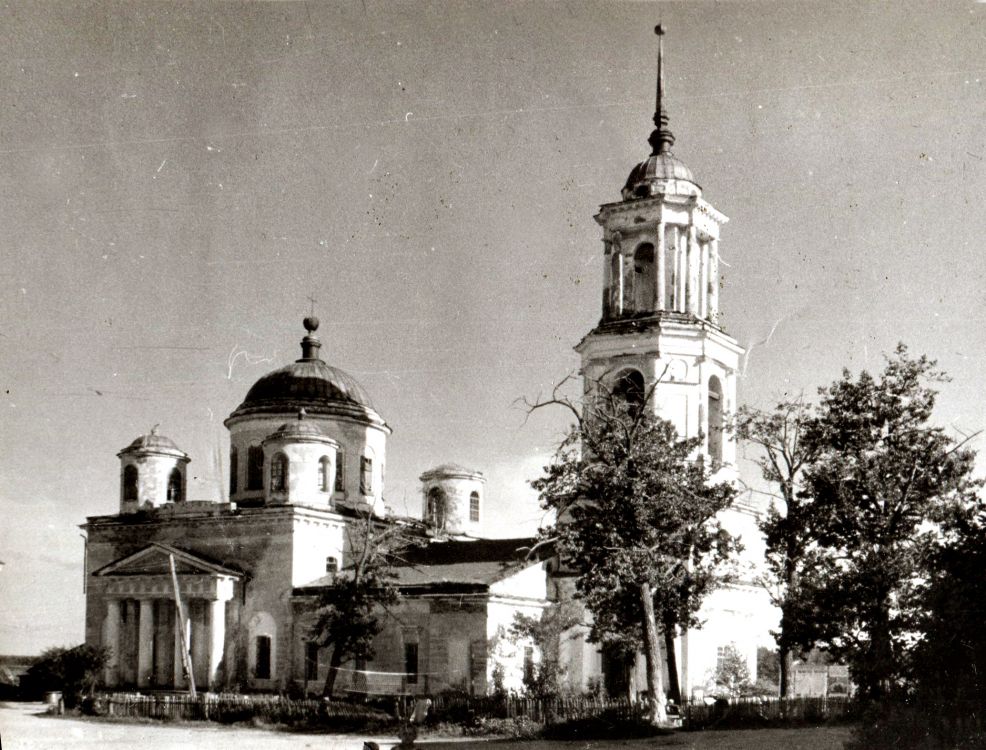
[117,427,190,513]
[261,409,340,507]
[419,464,486,536]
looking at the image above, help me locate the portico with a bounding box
[94,543,240,691]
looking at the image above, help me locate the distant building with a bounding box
[81,27,774,700]
[791,663,852,698]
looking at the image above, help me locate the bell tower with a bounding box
[576,26,744,472]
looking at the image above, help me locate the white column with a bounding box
[206,599,227,691]
[669,228,678,311]
[615,253,624,316]
[191,601,208,689]
[656,222,667,310]
[174,604,191,687]
[136,599,154,688]
[602,241,612,318]
[687,225,699,316]
[674,227,688,312]
[103,599,120,686]
[708,238,720,323]
[700,240,710,320]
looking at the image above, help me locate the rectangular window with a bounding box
[229,449,238,495]
[469,493,480,523]
[305,642,319,682]
[247,446,264,491]
[255,635,272,679]
[716,645,729,673]
[523,646,535,684]
[360,456,373,495]
[335,452,345,492]
[404,642,418,685]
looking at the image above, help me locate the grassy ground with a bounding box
[424,725,854,750]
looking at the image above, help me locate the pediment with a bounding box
[93,543,242,579]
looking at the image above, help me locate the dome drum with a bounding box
[262,419,340,508]
[420,464,486,537]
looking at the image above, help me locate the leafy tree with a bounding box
[734,399,818,696]
[529,376,738,724]
[510,601,581,697]
[24,644,109,708]
[311,511,415,697]
[796,345,978,700]
[712,644,752,698]
[911,500,986,705]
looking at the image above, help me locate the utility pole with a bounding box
[169,554,197,698]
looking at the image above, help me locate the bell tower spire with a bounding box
[649,24,675,156]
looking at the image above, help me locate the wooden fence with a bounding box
[99,692,377,724]
[429,693,643,725]
[96,691,855,729]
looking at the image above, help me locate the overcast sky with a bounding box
[2,1,985,654]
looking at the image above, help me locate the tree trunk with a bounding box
[322,644,343,698]
[663,622,681,704]
[779,645,791,698]
[639,583,668,725]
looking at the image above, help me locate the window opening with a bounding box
[229,448,238,495]
[469,491,480,523]
[404,643,419,685]
[167,468,182,503]
[247,445,264,491]
[360,456,373,495]
[708,376,724,467]
[255,635,272,679]
[270,453,287,492]
[123,465,138,502]
[305,642,319,681]
[427,487,447,530]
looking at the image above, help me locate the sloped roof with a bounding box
[92,542,243,578]
[296,537,544,594]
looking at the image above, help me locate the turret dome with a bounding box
[622,152,697,199]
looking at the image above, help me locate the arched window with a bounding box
[708,376,724,467]
[247,445,264,491]
[334,450,345,492]
[633,243,656,312]
[360,456,373,495]
[229,448,238,495]
[318,456,331,492]
[167,468,183,503]
[270,452,288,492]
[426,487,447,530]
[469,491,480,523]
[123,465,138,503]
[612,369,646,414]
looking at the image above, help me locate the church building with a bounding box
[81,28,772,701]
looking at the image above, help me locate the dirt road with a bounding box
[0,701,854,750]
[0,701,395,750]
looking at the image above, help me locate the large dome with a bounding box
[226,318,384,426]
[238,359,374,411]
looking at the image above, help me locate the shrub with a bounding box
[24,645,109,708]
[543,708,668,740]
[846,701,986,750]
